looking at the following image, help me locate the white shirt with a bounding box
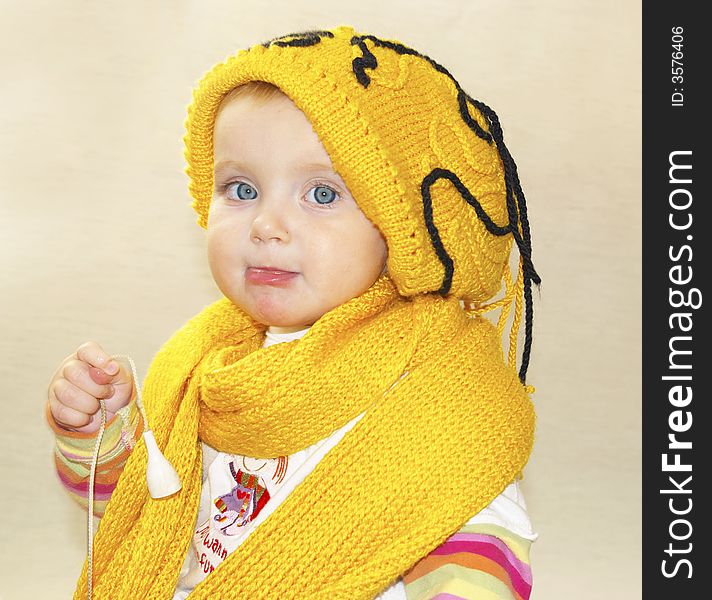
[172,326,536,599]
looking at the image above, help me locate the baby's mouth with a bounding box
[245,266,299,286]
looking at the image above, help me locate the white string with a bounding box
[111,354,151,427]
[86,354,142,600]
[85,354,180,597]
[86,399,107,600]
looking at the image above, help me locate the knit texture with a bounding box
[187,26,512,303]
[183,25,540,382]
[74,24,540,599]
[74,275,534,598]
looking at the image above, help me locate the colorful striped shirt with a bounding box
[402,523,533,599]
[47,399,142,517]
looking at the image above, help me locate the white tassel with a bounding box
[85,354,182,599]
[142,430,182,498]
[110,354,182,499]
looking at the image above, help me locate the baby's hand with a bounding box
[47,341,135,433]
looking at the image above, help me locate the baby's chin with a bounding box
[238,288,317,329]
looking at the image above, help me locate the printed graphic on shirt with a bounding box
[238,455,288,484]
[194,522,228,574]
[189,454,291,578]
[272,455,288,483]
[212,462,271,535]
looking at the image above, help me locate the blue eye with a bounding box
[226,182,257,201]
[309,185,337,205]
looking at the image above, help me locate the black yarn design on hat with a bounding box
[350,34,541,384]
[261,30,334,48]
[253,27,539,383]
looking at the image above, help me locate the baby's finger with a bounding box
[63,359,114,400]
[75,341,120,377]
[53,378,101,417]
[89,366,113,386]
[48,391,93,428]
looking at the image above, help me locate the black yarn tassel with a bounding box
[348,32,542,384]
[469,98,541,384]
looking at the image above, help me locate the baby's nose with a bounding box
[250,204,290,243]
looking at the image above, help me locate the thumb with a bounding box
[89,366,113,385]
[88,359,123,385]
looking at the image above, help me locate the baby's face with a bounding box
[207,92,388,331]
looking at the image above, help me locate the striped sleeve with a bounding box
[46,399,143,517]
[402,523,533,600]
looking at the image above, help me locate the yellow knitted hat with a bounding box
[183,25,540,382]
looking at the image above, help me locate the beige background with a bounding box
[0,1,641,598]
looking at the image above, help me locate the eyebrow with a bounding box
[213,160,247,177]
[213,159,341,178]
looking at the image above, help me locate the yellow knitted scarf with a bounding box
[74,274,535,599]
